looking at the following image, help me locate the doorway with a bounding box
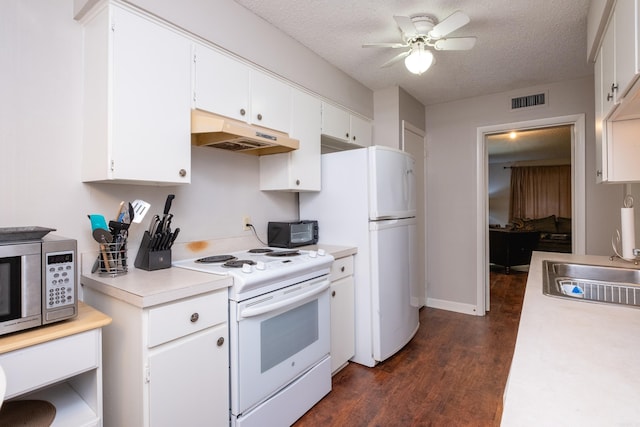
[476,115,586,313]
[402,120,427,307]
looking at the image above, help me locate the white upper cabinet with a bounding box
[601,19,616,119]
[321,102,351,142]
[349,115,373,147]
[594,47,607,183]
[260,89,321,191]
[193,44,291,133]
[81,4,192,184]
[593,0,640,182]
[193,44,251,122]
[613,0,638,102]
[321,102,371,151]
[250,71,292,133]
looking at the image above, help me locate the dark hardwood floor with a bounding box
[295,268,527,427]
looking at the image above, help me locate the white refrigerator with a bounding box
[299,145,420,367]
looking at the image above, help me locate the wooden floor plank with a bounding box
[295,269,527,427]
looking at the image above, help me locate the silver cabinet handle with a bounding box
[190,312,199,323]
[179,168,187,177]
[240,108,246,116]
[257,113,263,121]
[217,337,225,347]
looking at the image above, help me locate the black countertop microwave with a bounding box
[268,221,318,248]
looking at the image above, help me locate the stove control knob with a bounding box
[317,249,326,256]
[242,263,253,273]
[256,261,266,271]
[309,250,317,258]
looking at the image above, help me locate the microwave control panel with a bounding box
[44,250,76,309]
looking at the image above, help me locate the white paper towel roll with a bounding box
[621,207,636,258]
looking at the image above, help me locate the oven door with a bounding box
[230,275,330,416]
[0,242,42,331]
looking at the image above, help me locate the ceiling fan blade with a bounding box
[380,50,410,68]
[430,11,470,38]
[362,42,408,49]
[393,15,417,37]
[433,37,476,51]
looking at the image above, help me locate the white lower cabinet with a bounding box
[329,255,355,374]
[82,288,229,427]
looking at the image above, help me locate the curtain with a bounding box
[508,165,571,220]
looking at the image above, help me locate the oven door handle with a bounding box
[239,280,330,319]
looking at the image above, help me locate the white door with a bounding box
[368,146,416,219]
[402,122,426,307]
[369,218,419,362]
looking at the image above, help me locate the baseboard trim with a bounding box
[426,298,481,316]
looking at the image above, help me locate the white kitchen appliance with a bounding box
[173,247,334,427]
[300,145,420,367]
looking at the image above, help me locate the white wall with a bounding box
[0,0,369,261]
[373,86,426,149]
[425,77,623,310]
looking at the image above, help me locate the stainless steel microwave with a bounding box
[0,234,77,336]
[267,221,318,248]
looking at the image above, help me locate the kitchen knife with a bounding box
[158,194,175,232]
[148,215,160,235]
[169,227,180,248]
[159,232,172,250]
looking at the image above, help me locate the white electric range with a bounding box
[173,247,334,427]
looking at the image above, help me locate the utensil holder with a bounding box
[134,231,172,271]
[98,240,128,276]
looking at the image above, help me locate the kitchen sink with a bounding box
[542,260,640,308]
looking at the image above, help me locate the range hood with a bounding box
[191,109,299,155]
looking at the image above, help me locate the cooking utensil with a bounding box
[131,199,151,223]
[88,214,109,232]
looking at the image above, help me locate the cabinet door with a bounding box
[594,48,607,182]
[350,115,372,147]
[608,119,640,181]
[148,325,228,427]
[321,102,351,142]
[194,44,250,122]
[250,70,291,132]
[111,7,191,183]
[330,276,355,373]
[260,89,321,191]
[602,19,616,118]
[614,0,638,101]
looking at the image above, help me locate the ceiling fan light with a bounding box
[404,45,434,75]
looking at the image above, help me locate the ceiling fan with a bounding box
[363,11,477,75]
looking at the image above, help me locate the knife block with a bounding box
[134,231,171,271]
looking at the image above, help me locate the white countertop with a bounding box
[501,252,640,426]
[80,245,355,308]
[81,254,232,308]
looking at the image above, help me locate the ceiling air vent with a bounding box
[510,92,547,110]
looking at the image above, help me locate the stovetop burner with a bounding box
[223,259,257,268]
[247,248,274,253]
[265,250,300,257]
[196,255,237,264]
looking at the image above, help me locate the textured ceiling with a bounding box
[232,0,593,106]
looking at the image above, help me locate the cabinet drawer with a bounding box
[330,256,353,281]
[148,290,227,348]
[0,330,99,399]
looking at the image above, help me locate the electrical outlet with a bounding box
[242,216,251,231]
